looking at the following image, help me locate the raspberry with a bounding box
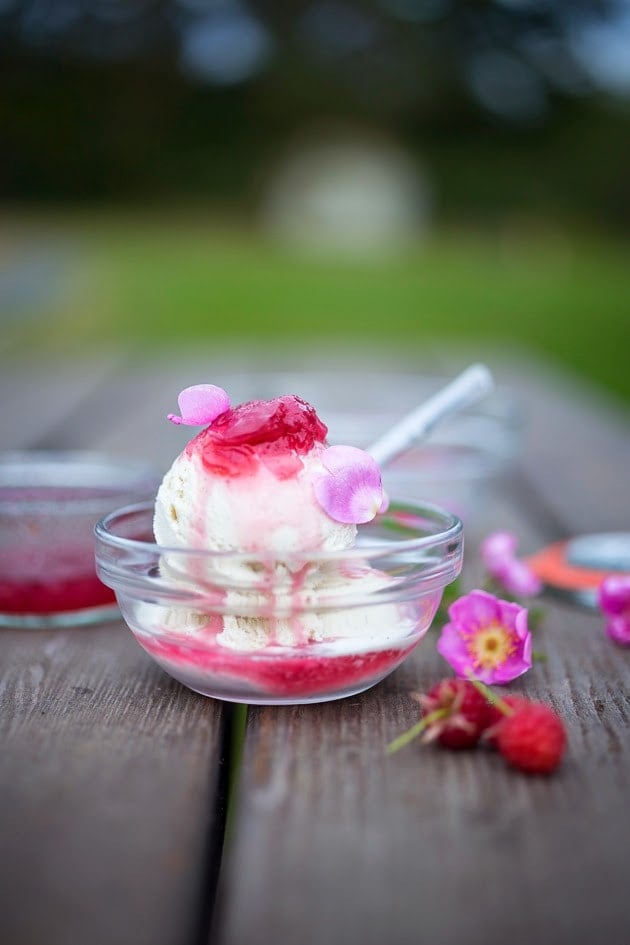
[497,702,566,774]
[421,678,493,749]
[483,695,530,748]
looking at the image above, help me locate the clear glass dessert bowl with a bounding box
[95,499,464,704]
[0,451,159,628]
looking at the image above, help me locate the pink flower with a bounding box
[313,445,387,524]
[168,384,230,426]
[481,530,542,597]
[598,575,630,647]
[437,589,532,685]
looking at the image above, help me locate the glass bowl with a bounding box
[0,451,159,628]
[95,499,463,704]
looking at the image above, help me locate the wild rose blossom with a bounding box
[481,530,542,598]
[598,575,630,646]
[437,589,532,685]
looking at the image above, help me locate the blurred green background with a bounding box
[1,1,629,403]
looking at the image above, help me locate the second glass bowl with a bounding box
[95,499,463,704]
[0,451,159,628]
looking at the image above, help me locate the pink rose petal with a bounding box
[435,621,471,674]
[167,384,230,426]
[480,531,518,564]
[598,574,630,616]
[604,615,630,646]
[313,445,385,524]
[494,558,543,597]
[449,589,500,631]
[480,529,542,598]
[598,575,630,647]
[497,598,529,638]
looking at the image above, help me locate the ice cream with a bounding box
[134,384,435,699]
[154,394,357,558]
[93,381,465,701]
[152,388,398,639]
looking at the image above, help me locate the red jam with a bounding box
[140,636,416,698]
[0,574,115,614]
[192,395,328,478]
[0,483,125,615]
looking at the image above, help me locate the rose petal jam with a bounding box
[0,485,119,615]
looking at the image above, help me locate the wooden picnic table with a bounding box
[1,344,629,945]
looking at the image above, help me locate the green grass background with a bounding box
[18,213,630,406]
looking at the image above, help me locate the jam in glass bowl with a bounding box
[0,451,159,628]
[95,498,463,704]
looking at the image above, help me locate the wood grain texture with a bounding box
[0,352,128,450]
[0,353,228,945]
[0,624,225,945]
[216,630,630,945]
[504,362,630,535]
[214,360,630,945]
[215,613,630,945]
[2,348,629,945]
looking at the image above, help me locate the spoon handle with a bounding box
[368,363,495,467]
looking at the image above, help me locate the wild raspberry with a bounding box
[483,695,530,748]
[420,678,493,749]
[497,702,566,774]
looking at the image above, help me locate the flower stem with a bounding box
[465,674,514,716]
[385,707,449,755]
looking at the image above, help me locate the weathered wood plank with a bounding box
[446,349,630,535]
[214,599,629,945]
[3,348,629,945]
[92,348,438,469]
[0,624,225,945]
[0,354,228,945]
[213,364,630,945]
[0,351,129,450]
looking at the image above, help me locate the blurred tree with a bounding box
[1,0,628,223]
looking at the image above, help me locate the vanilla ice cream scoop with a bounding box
[153,392,385,557]
[152,386,391,650]
[95,380,465,702]
[154,439,356,557]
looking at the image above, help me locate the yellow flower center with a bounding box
[466,622,516,670]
